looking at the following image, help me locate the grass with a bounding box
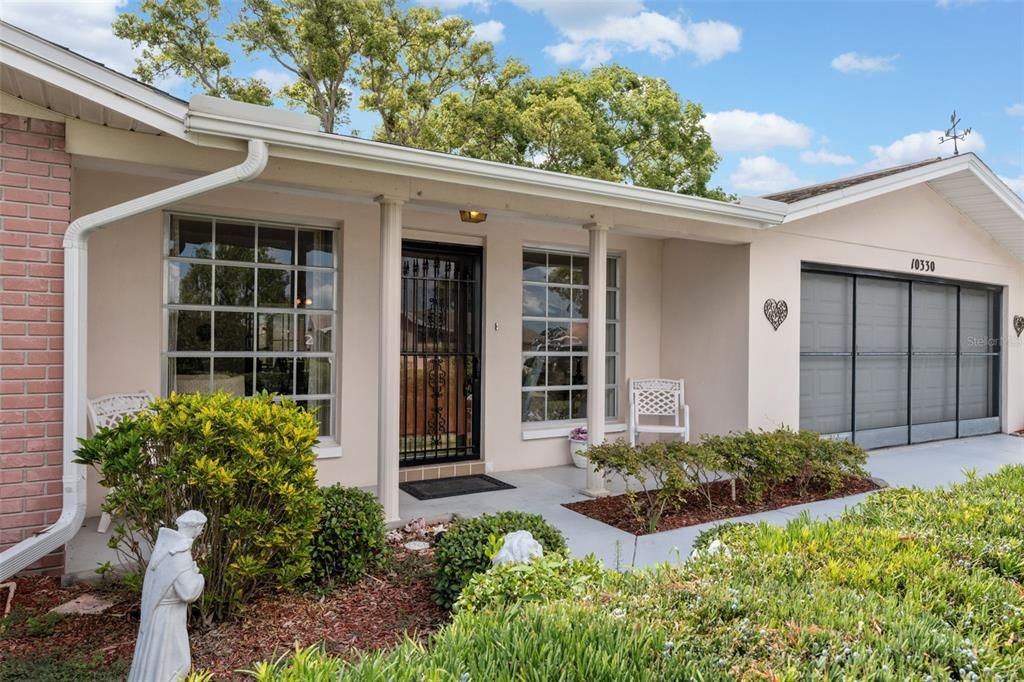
[249,465,1024,680]
[0,653,128,682]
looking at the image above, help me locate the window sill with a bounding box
[521,421,626,441]
[314,441,344,460]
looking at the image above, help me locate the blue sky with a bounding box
[5,0,1023,196]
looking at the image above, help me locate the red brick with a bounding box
[28,263,62,278]
[28,149,71,165]
[0,262,27,276]
[2,276,48,291]
[2,246,48,262]
[0,144,29,160]
[27,352,62,366]
[0,351,26,364]
[28,176,69,192]
[0,423,45,439]
[2,307,46,321]
[25,466,61,482]
[45,390,62,404]
[28,205,69,221]
[0,322,27,335]
[2,336,47,350]
[1,394,44,409]
[2,366,45,380]
[0,380,25,394]
[0,172,29,187]
[28,293,63,308]
[26,409,62,423]
[49,249,64,264]
[0,291,27,305]
[24,495,62,512]
[1,217,51,234]
[28,120,64,136]
[28,234,62,250]
[3,187,49,204]
[4,131,51,149]
[0,115,29,131]
[49,279,64,293]
[50,165,71,179]
[1,470,24,483]
[2,159,50,176]
[27,438,61,453]
[28,323,61,336]
[0,231,29,246]
[0,499,24,514]
[51,193,70,208]
[26,379,62,394]
[0,440,25,454]
[0,453,44,470]
[0,512,45,529]
[0,202,28,217]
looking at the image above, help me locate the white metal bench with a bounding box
[87,391,153,533]
[628,378,690,446]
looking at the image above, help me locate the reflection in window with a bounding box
[521,250,619,423]
[165,215,336,437]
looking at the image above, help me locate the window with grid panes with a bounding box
[164,214,336,437]
[521,249,619,423]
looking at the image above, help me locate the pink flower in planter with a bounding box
[569,426,588,442]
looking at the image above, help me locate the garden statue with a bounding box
[492,530,543,566]
[127,510,207,682]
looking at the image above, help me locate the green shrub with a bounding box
[249,465,1024,681]
[456,552,606,613]
[432,511,567,609]
[74,391,322,623]
[702,427,868,502]
[308,485,387,587]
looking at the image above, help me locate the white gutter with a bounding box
[0,139,269,581]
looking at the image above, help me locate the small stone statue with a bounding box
[128,510,207,682]
[492,530,543,566]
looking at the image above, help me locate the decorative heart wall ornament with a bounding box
[1014,315,1024,338]
[764,299,789,331]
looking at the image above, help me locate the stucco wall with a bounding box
[660,240,749,438]
[746,183,1024,434]
[76,167,665,512]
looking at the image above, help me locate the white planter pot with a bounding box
[569,439,589,469]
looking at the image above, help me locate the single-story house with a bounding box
[1,22,1022,579]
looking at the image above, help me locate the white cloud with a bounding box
[252,69,293,91]
[730,156,802,194]
[1007,103,1024,117]
[831,52,899,73]
[420,0,490,9]
[510,1,740,68]
[936,0,980,7]
[999,175,1024,196]
[800,148,856,166]
[472,20,505,43]
[702,110,813,152]
[865,129,986,170]
[1,0,137,73]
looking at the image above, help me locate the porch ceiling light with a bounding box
[459,209,487,223]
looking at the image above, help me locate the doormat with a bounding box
[400,474,515,501]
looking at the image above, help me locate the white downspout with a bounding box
[0,139,269,581]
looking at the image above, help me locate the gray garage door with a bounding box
[799,267,1001,449]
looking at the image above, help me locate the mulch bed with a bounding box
[565,477,882,535]
[0,544,446,680]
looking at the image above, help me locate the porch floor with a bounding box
[65,434,1024,579]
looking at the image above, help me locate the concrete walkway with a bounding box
[400,434,1024,569]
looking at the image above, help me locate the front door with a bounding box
[400,241,482,466]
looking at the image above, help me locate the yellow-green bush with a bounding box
[75,391,322,623]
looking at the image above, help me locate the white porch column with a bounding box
[583,222,610,497]
[376,195,404,522]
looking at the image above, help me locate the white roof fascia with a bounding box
[781,155,1024,223]
[185,108,787,230]
[0,22,188,139]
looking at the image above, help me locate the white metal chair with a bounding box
[87,391,153,533]
[628,379,690,446]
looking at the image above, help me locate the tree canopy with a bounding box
[113,0,728,199]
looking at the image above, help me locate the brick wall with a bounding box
[0,115,70,575]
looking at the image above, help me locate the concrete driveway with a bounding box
[400,434,1024,569]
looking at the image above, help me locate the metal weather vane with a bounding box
[938,110,972,156]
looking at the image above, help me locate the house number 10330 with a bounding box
[911,258,936,273]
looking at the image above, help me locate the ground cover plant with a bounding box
[308,485,388,588]
[250,465,1024,680]
[575,428,872,534]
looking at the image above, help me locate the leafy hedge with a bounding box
[308,485,387,588]
[250,465,1024,680]
[432,511,567,609]
[75,391,322,623]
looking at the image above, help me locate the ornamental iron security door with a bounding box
[400,242,482,466]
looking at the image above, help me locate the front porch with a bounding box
[66,434,1024,579]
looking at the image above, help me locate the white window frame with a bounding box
[161,211,339,442]
[520,247,621,426]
